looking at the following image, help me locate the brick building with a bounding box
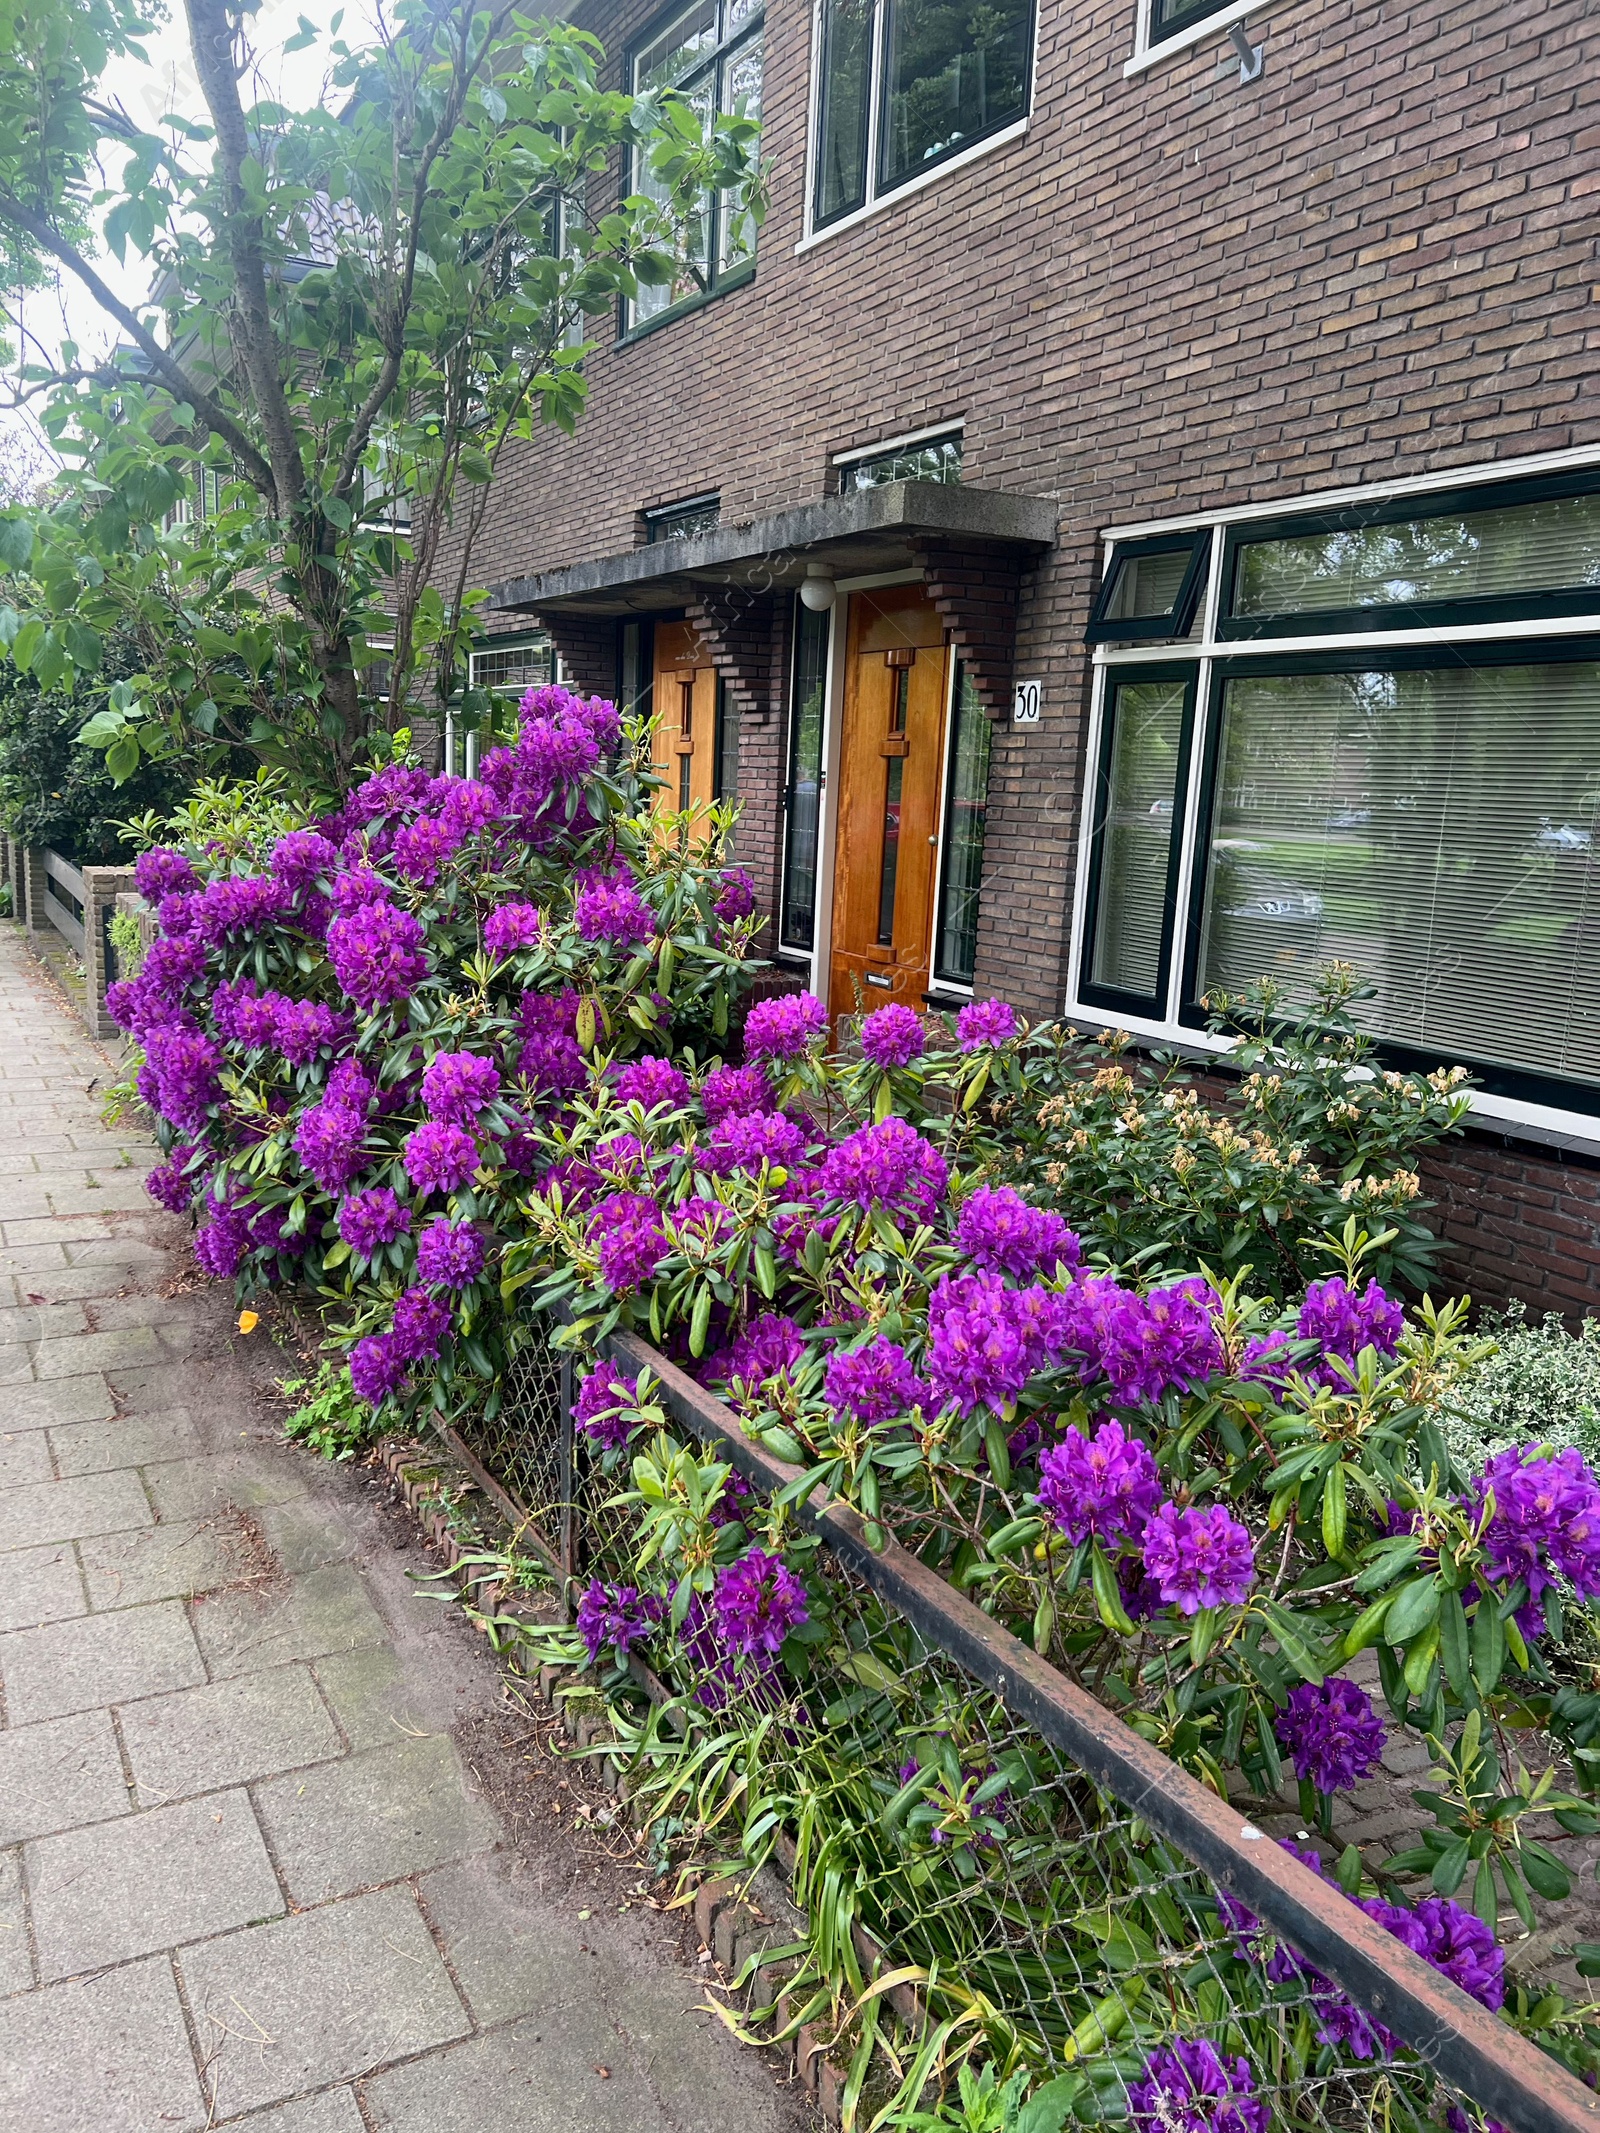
[461,0,1600,1314]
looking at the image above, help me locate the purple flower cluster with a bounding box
[134,846,198,901]
[711,1548,809,1658]
[327,901,428,1011]
[1036,1420,1162,1548]
[706,1109,807,1177]
[574,871,654,947]
[191,872,293,946]
[1128,2039,1270,2133]
[143,1027,223,1134]
[1061,1275,1224,1406]
[859,1003,925,1068]
[714,867,756,922]
[422,1050,500,1126]
[577,1580,664,1665]
[924,1271,1068,1416]
[269,831,337,891]
[1141,1501,1256,1614]
[574,1363,643,1450]
[700,1062,769,1124]
[271,998,350,1066]
[1276,1675,1386,1793]
[818,1117,948,1223]
[743,991,827,1062]
[403,1121,479,1197]
[517,990,586,1101]
[415,1218,486,1289]
[392,1286,452,1362]
[824,1337,927,1424]
[391,813,461,886]
[483,901,542,957]
[1474,1444,1600,1606]
[955,1186,1081,1280]
[956,998,1018,1050]
[591,1191,668,1290]
[715,1313,806,1391]
[294,1101,367,1193]
[337,1187,411,1260]
[614,1055,690,1110]
[146,1143,203,1214]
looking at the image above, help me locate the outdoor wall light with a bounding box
[799,563,837,611]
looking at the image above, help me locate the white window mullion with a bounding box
[1163,655,1212,1026]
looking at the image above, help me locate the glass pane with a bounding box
[645,497,721,542]
[632,78,715,324]
[471,638,554,695]
[634,0,718,91]
[841,433,963,491]
[1152,0,1225,32]
[814,0,874,225]
[718,29,764,271]
[1103,547,1191,622]
[1234,490,1600,620]
[877,756,905,944]
[782,603,829,951]
[1197,662,1600,1088]
[1087,677,1187,999]
[878,0,1031,196]
[934,665,992,985]
[714,681,739,800]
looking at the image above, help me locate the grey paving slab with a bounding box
[122,1666,343,1804]
[0,1468,152,1552]
[418,1858,593,2028]
[0,1538,84,1633]
[0,1598,206,1722]
[146,1450,309,1522]
[2,1214,121,1248]
[228,2093,367,2133]
[34,1324,164,1377]
[192,1564,389,1679]
[0,1426,52,1485]
[0,1373,112,1427]
[0,1300,90,1342]
[28,1787,284,1981]
[311,1644,432,1750]
[251,1497,364,1577]
[0,1707,130,1843]
[78,1515,243,1609]
[0,1846,31,1995]
[255,1735,501,1904]
[0,1952,208,2132]
[179,1885,470,2119]
[49,1406,204,1474]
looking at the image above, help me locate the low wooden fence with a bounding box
[3,838,135,1040]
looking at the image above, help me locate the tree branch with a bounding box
[0,186,275,494]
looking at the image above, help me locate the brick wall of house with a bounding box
[1421,1135,1600,1319]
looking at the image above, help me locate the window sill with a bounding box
[1123,0,1269,76]
[795,118,1031,255]
[616,261,757,346]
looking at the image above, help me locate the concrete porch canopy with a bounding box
[487,480,1058,721]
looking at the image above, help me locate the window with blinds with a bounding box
[933,664,992,987]
[1194,656,1600,1091]
[1083,673,1191,1008]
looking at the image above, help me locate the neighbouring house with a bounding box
[457,0,1600,1317]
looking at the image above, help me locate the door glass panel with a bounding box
[878,0,1031,195]
[1087,676,1188,1001]
[814,0,874,225]
[933,664,990,985]
[1197,660,1600,1086]
[877,757,904,944]
[782,603,829,951]
[1233,491,1600,620]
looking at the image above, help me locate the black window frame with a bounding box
[1146,0,1241,46]
[1085,532,1211,645]
[838,428,964,493]
[779,595,832,955]
[623,0,764,340]
[642,492,723,544]
[931,657,994,989]
[1218,467,1600,641]
[1168,633,1600,1117]
[810,0,1037,233]
[1077,662,1199,1019]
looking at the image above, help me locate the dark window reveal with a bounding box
[933,663,991,986]
[781,600,830,952]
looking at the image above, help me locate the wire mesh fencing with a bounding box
[475,1308,1598,2133]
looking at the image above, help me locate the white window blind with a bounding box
[1088,676,1187,999]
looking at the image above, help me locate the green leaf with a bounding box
[0,515,34,570]
[1520,1841,1572,1901]
[1321,1461,1347,1559]
[1430,1836,1470,1895]
[1472,1598,1505,1695]
[106,734,141,783]
[1090,1544,1135,1636]
[1440,1588,1471,1701]
[1384,1573,1441,1646]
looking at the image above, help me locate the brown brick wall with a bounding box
[1422,1135,1600,1320]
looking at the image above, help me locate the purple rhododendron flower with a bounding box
[146,1143,203,1214]
[1037,1419,1162,1549]
[716,1312,806,1390]
[440,778,501,841]
[194,1207,251,1280]
[824,1337,928,1424]
[574,871,654,946]
[577,1579,664,1665]
[415,1218,486,1289]
[271,997,350,1067]
[700,1062,769,1125]
[212,977,281,1049]
[1365,1894,1504,2011]
[402,1121,479,1197]
[957,998,1018,1050]
[1060,1275,1224,1406]
[293,1101,367,1194]
[1129,2039,1269,2133]
[269,831,337,890]
[192,872,294,946]
[325,1057,377,1115]
[337,1187,411,1259]
[956,1185,1081,1280]
[1473,1444,1600,1606]
[712,1549,809,1658]
[327,901,429,1011]
[390,1286,453,1365]
[517,990,587,1100]
[859,1003,925,1068]
[350,1333,409,1406]
[422,1050,500,1127]
[1142,1501,1256,1614]
[818,1116,948,1223]
[591,1191,667,1290]
[574,1363,643,1450]
[331,863,390,911]
[1216,1836,1325,1956]
[614,1055,690,1109]
[391,814,461,886]
[134,846,198,901]
[706,1109,806,1176]
[1276,1676,1386,1793]
[743,991,827,1061]
[924,1271,1069,1417]
[714,868,756,922]
[1296,1276,1405,1382]
[144,1027,223,1133]
[483,902,542,957]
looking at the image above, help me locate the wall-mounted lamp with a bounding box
[799,562,837,611]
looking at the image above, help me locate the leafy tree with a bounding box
[0,0,763,802]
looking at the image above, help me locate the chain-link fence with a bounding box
[478,1310,1597,2133]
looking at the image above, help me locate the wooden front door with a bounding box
[651,621,720,827]
[827,586,951,1022]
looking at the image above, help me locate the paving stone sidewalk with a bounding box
[0,925,799,2133]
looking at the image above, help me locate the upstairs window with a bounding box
[837,427,962,491]
[643,493,722,543]
[628,0,763,333]
[812,0,1034,231]
[1086,532,1209,643]
[1145,0,1238,47]
[470,636,554,699]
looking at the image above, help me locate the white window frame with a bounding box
[1124,0,1269,78]
[1065,439,1600,1144]
[797,0,1035,253]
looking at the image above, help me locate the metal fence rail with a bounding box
[479,1312,1599,2133]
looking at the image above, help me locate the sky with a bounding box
[2,0,372,480]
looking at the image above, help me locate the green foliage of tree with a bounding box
[0,0,765,806]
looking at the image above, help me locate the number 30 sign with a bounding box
[1012,680,1043,725]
